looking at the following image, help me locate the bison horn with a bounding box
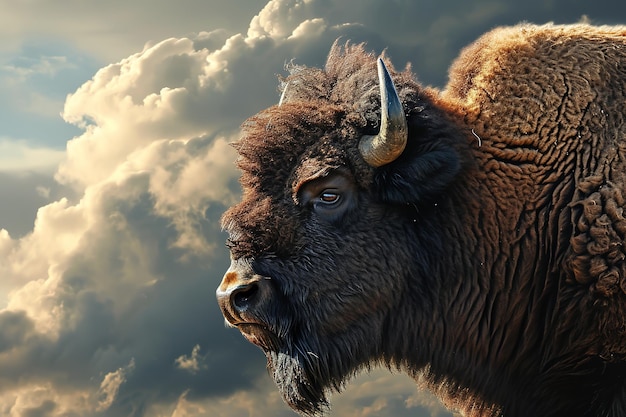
[359,58,408,167]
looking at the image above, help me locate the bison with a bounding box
[216,23,626,417]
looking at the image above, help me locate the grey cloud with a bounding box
[192,29,236,53]
[283,0,626,87]
[0,0,270,63]
[0,136,263,414]
[20,400,57,417]
[0,311,35,353]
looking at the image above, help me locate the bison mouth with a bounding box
[235,320,334,416]
[236,323,281,351]
[235,315,374,417]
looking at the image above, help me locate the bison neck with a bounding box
[382,153,610,416]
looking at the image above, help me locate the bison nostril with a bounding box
[232,283,259,311]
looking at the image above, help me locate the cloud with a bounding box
[0,41,97,156]
[0,0,270,64]
[0,140,65,173]
[331,370,453,417]
[0,384,86,417]
[97,358,136,411]
[0,171,68,240]
[1,55,75,80]
[248,0,319,38]
[175,345,206,374]
[0,11,270,415]
[2,1,626,417]
[140,369,453,417]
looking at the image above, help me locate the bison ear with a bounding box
[372,122,461,205]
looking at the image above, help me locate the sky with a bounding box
[0,1,625,416]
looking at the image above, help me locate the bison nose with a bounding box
[216,266,266,325]
[218,277,259,312]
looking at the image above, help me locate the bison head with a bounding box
[216,43,465,416]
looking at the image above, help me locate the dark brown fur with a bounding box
[218,24,626,417]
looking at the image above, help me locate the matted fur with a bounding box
[219,24,626,417]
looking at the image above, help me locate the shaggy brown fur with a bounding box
[217,23,626,417]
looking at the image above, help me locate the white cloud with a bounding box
[174,345,205,374]
[1,55,74,80]
[0,228,11,252]
[289,18,328,39]
[97,358,136,411]
[247,0,321,39]
[0,139,64,173]
[57,36,243,190]
[0,383,92,417]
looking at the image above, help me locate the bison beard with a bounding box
[268,350,327,415]
[217,23,626,417]
[263,307,387,416]
[266,337,350,415]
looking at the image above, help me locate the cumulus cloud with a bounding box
[174,345,206,374]
[97,359,136,411]
[248,0,319,38]
[0,27,250,417]
[2,1,625,417]
[0,383,87,417]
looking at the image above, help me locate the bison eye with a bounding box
[319,191,340,205]
[297,169,357,223]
